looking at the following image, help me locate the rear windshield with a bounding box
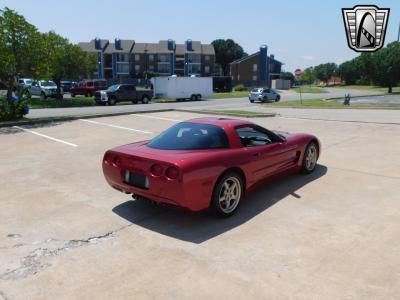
[251,88,263,92]
[147,122,229,150]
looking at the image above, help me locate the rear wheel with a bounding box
[301,142,318,174]
[275,95,281,102]
[71,93,75,98]
[249,99,254,103]
[142,95,149,104]
[108,97,117,106]
[196,94,202,101]
[211,172,243,217]
[132,100,138,104]
[190,94,196,101]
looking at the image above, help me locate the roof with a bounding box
[132,43,159,54]
[78,39,109,52]
[186,117,252,127]
[104,40,135,54]
[230,52,284,65]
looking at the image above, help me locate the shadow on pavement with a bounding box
[113,165,328,244]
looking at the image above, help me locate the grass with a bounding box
[264,98,400,109]
[329,85,400,94]
[290,86,327,93]
[27,97,95,109]
[211,91,249,99]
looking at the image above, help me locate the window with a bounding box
[135,65,140,72]
[135,54,140,62]
[148,122,229,150]
[263,89,270,93]
[188,54,201,63]
[204,66,210,73]
[148,65,154,71]
[158,64,170,73]
[189,64,201,74]
[253,64,257,72]
[252,75,257,81]
[158,54,169,63]
[149,54,154,62]
[205,55,210,62]
[117,64,129,73]
[235,126,274,147]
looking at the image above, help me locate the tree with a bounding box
[212,39,246,76]
[40,31,96,98]
[0,8,43,104]
[300,67,316,86]
[369,42,400,93]
[313,63,337,85]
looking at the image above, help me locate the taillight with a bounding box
[150,164,163,176]
[103,153,112,165]
[112,156,122,168]
[165,166,180,180]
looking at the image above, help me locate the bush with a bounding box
[233,84,248,91]
[0,95,29,121]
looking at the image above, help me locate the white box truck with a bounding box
[151,76,213,101]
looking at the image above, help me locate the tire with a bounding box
[211,172,244,217]
[190,94,196,101]
[196,94,202,101]
[250,100,254,103]
[263,96,268,102]
[108,97,117,106]
[141,95,149,104]
[132,100,138,104]
[71,93,75,98]
[40,92,46,100]
[301,142,318,174]
[275,95,281,102]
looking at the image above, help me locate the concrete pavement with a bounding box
[1,110,400,299]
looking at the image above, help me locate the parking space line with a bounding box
[79,119,153,134]
[13,126,78,147]
[131,114,181,122]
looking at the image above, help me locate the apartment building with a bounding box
[78,38,215,79]
[229,45,283,87]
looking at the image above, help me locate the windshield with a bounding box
[251,88,263,93]
[147,122,229,150]
[40,81,56,87]
[108,85,120,92]
[25,80,32,85]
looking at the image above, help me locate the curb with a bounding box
[324,93,384,101]
[0,109,174,128]
[175,109,276,118]
[0,108,277,128]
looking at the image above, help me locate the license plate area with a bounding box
[124,170,149,189]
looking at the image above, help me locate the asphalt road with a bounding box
[27,87,383,119]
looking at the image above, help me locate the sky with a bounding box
[1,0,400,72]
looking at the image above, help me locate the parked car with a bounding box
[70,79,107,97]
[95,84,153,105]
[27,80,63,100]
[17,78,32,93]
[102,118,320,217]
[249,88,280,103]
[60,81,73,93]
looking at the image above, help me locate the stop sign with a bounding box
[294,69,302,77]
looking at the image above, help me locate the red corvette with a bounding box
[103,117,320,217]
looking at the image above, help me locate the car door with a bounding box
[236,125,298,180]
[117,85,127,100]
[31,81,39,96]
[126,85,136,100]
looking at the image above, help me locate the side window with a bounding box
[236,126,273,147]
[86,81,94,87]
[263,89,270,93]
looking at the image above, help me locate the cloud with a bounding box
[301,55,314,60]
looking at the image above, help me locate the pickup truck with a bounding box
[27,80,63,99]
[94,84,153,105]
[70,79,107,97]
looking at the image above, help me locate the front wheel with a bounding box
[275,95,281,102]
[141,95,149,104]
[301,142,318,174]
[196,94,202,101]
[190,94,197,101]
[108,97,117,106]
[211,172,244,217]
[40,92,46,100]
